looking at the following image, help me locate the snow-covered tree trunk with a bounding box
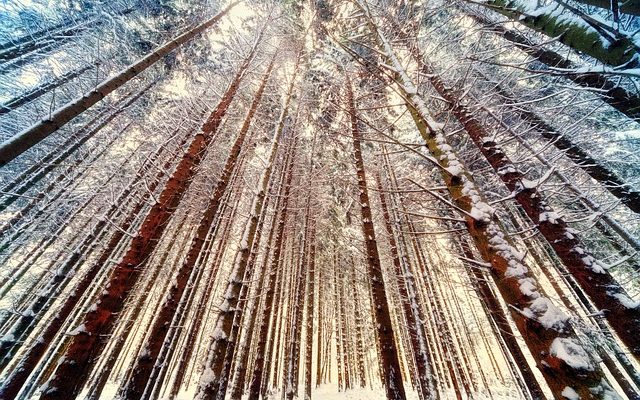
[411,48,640,362]
[466,0,638,68]
[362,10,617,397]
[463,8,640,120]
[304,223,317,400]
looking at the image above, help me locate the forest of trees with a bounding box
[0,0,639,399]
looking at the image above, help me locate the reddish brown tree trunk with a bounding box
[375,171,436,400]
[0,118,199,400]
[123,55,275,400]
[346,74,407,400]
[38,40,258,399]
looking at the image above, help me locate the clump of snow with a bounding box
[525,297,568,331]
[485,223,529,280]
[497,165,517,175]
[571,247,606,273]
[561,386,580,400]
[1,333,15,343]
[67,323,87,336]
[518,278,539,298]
[469,201,494,222]
[550,338,593,371]
[610,292,640,309]
[445,164,463,177]
[461,179,494,222]
[212,326,227,340]
[539,211,561,224]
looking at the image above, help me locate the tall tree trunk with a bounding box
[345,73,407,400]
[37,35,256,399]
[413,49,640,362]
[196,50,302,398]
[348,256,367,389]
[284,214,311,400]
[247,139,297,400]
[462,7,640,120]
[375,171,437,400]
[229,141,293,400]
[362,14,616,398]
[122,54,275,400]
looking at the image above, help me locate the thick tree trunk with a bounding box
[462,8,640,120]
[414,51,640,361]
[364,17,615,398]
[466,0,638,67]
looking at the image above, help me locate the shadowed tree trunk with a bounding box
[0,64,92,115]
[462,7,640,120]
[346,73,407,400]
[464,0,638,68]
[375,171,437,400]
[304,227,317,400]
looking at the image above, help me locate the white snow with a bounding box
[549,338,593,371]
[66,323,87,336]
[524,297,568,330]
[610,292,640,309]
[539,211,561,224]
[212,326,227,340]
[1,333,15,343]
[561,386,580,400]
